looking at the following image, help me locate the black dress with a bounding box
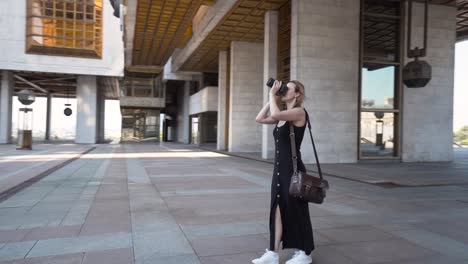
[269,117,315,254]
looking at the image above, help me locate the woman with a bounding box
[252,80,314,264]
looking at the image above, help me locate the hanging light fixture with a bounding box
[403,0,432,88]
[64,88,72,116]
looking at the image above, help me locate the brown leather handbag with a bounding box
[288,110,329,204]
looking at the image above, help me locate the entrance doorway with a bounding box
[121,108,160,142]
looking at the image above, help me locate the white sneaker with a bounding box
[252,249,279,264]
[285,250,312,264]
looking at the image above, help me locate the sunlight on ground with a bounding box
[0,151,229,162]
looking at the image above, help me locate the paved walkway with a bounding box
[0,143,468,263]
[0,144,95,201]
[200,145,468,187]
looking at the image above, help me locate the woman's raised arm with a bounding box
[255,101,277,124]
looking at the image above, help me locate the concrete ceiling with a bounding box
[179,0,289,72]
[128,0,215,74]
[125,0,467,75]
[456,0,468,41]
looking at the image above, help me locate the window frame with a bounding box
[25,0,103,59]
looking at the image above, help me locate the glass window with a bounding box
[26,0,103,58]
[360,112,397,158]
[361,65,395,109]
[124,77,160,98]
[359,0,402,159]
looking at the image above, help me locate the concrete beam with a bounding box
[14,75,49,94]
[163,56,202,81]
[124,0,137,67]
[171,0,238,72]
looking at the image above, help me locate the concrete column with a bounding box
[217,50,228,150]
[402,3,456,162]
[229,41,264,152]
[262,10,278,159]
[290,0,360,163]
[0,71,13,144]
[199,113,206,144]
[75,75,98,144]
[177,81,190,144]
[97,90,105,143]
[45,93,52,140]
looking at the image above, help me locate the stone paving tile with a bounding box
[332,239,439,264]
[387,228,468,259]
[313,230,339,246]
[199,252,260,264]
[26,232,132,258]
[0,241,37,261]
[181,221,268,240]
[82,248,133,264]
[21,225,81,242]
[132,230,194,262]
[0,145,92,199]
[150,176,261,192]
[145,167,225,176]
[11,252,83,264]
[79,157,131,236]
[136,254,200,264]
[317,226,397,244]
[378,255,468,264]
[413,220,468,243]
[131,210,180,233]
[190,234,268,257]
[310,245,358,264]
[0,229,29,243]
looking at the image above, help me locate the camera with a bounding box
[266,77,288,96]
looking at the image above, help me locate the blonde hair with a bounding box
[277,80,306,110]
[289,80,305,108]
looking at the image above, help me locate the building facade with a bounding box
[0,0,124,144]
[1,0,467,163]
[122,0,466,163]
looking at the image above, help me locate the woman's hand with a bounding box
[269,80,281,97]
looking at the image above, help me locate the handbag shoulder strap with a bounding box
[304,109,323,179]
[289,109,324,180]
[289,121,298,174]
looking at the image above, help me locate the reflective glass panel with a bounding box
[361,65,395,109]
[360,112,396,157]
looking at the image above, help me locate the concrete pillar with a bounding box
[45,93,52,140]
[75,75,98,144]
[290,0,360,163]
[97,90,105,143]
[199,112,217,144]
[199,113,206,144]
[402,3,456,162]
[217,50,228,150]
[229,41,264,152]
[177,81,190,144]
[262,10,278,159]
[0,71,13,144]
